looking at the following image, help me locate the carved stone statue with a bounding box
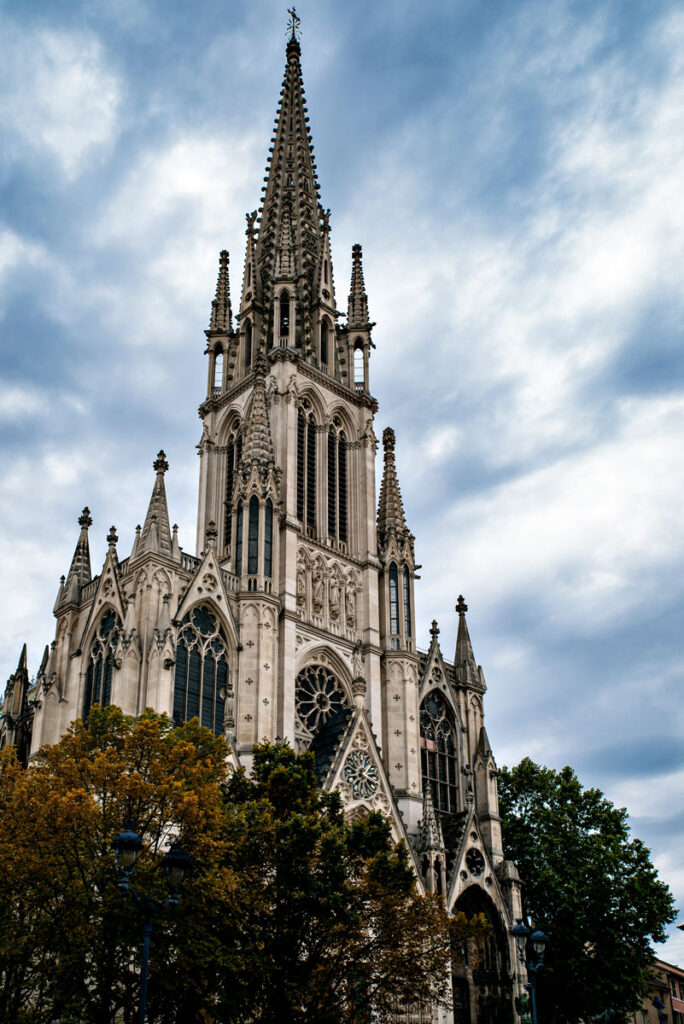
[329,578,340,620]
[312,572,324,614]
[296,564,306,607]
[352,639,365,681]
[345,585,356,627]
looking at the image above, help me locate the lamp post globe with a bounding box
[113,824,142,874]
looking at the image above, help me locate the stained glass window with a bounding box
[420,690,459,815]
[173,605,228,735]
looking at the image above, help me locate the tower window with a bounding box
[327,426,347,545]
[235,500,243,574]
[173,605,227,736]
[279,291,290,338]
[297,407,317,532]
[224,427,241,553]
[320,318,329,368]
[403,565,412,638]
[245,320,252,370]
[324,259,329,284]
[420,691,458,816]
[83,610,121,719]
[354,344,364,385]
[327,431,336,537]
[389,562,399,637]
[265,499,273,578]
[213,349,223,390]
[248,495,259,575]
[338,432,347,543]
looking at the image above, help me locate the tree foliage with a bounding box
[0,706,485,1023]
[498,758,676,1024]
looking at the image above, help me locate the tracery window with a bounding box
[264,499,273,578]
[224,423,242,553]
[389,562,399,639]
[248,495,259,575]
[295,664,349,736]
[83,610,121,719]
[420,691,459,816]
[403,565,412,637]
[173,605,227,735]
[297,405,317,532]
[327,418,347,543]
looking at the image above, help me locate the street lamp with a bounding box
[113,823,190,1024]
[512,918,549,1024]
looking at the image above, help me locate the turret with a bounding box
[345,243,375,393]
[205,250,234,397]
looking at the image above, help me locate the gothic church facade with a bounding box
[1,25,524,1024]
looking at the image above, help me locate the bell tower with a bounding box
[195,16,383,759]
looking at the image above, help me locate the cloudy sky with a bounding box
[1,0,684,956]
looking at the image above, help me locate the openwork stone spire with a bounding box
[240,356,276,468]
[139,451,173,558]
[209,249,232,331]
[417,786,445,853]
[347,243,370,327]
[253,20,322,308]
[377,427,410,548]
[454,595,481,688]
[63,507,93,603]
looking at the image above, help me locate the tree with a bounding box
[498,758,676,1024]
[0,707,487,1023]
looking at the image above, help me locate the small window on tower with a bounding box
[354,345,364,385]
[320,318,329,368]
[214,350,223,390]
[324,259,329,284]
[245,320,252,370]
[280,292,290,337]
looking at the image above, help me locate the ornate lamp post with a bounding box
[113,824,190,1024]
[512,919,549,1024]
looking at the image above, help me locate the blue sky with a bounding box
[1,0,684,957]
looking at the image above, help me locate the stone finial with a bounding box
[153,451,169,475]
[456,595,468,616]
[430,619,440,641]
[107,526,118,549]
[78,507,93,530]
[382,426,395,453]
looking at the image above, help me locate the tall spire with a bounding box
[139,451,173,558]
[253,14,322,311]
[417,786,445,853]
[377,427,410,548]
[454,595,481,688]
[239,355,276,469]
[63,507,92,604]
[347,244,370,327]
[209,249,232,331]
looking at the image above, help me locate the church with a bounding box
[1,18,525,1024]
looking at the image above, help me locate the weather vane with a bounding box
[287,7,301,41]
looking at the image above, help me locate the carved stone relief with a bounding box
[296,544,359,638]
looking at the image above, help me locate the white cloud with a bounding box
[0,19,121,179]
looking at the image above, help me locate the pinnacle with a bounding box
[377,426,410,548]
[63,507,93,600]
[454,595,480,688]
[139,452,173,558]
[347,243,370,327]
[418,787,444,853]
[240,368,275,468]
[210,249,232,331]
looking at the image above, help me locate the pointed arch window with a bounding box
[420,691,459,816]
[235,500,243,574]
[265,499,273,578]
[248,495,259,575]
[224,425,242,554]
[354,343,364,386]
[245,320,252,371]
[389,562,399,640]
[83,610,121,719]
[173,605,227,736]
[279,291,290,339]
[327,421,347,545]
[213,349,223,390]
[297,406,317,533]
[324,259,329,284]
[320,318,329,368]
[403,565,412,638]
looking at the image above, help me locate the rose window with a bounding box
[344,750,379,799]
[295,665,348,734]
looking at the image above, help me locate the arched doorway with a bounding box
[452,886,513,1024]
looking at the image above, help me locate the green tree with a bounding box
[498,758,676,1024]
[0,707,487,1023]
